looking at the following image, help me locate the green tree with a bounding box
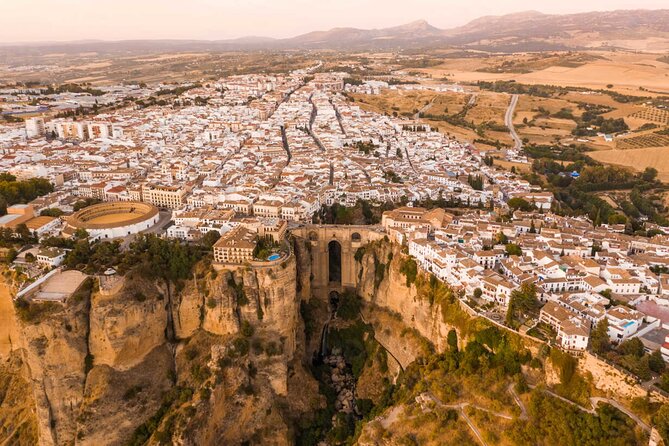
[654,404,669,445]
[589,318,610,355]
[607,213,627,225]
[65,240,92,268]
[74,228,89,240]
[505,243,522,256]
[642,167,658,182]
[506,283,539,328]
[4,248,17,263]
[201,230,221,249]
[618,338,645,357]
[447,329,458,353]
[649,350,666,374]
[40,208,64,217]
[15,223,34,243]
[399,257,418,287]
[508,197,533,212]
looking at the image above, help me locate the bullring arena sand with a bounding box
[86,213,141,225]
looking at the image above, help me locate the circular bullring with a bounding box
[66,201,160,239]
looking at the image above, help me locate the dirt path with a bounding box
[379,404,404,429]
[508,384,528,420]
[590,397,651,433]
[534,386,651,434]
[423,391,515,446]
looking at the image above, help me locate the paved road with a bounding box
[120,210,172,248]
[414,96,436,120]
[280,125,291,164]
[330,99,347,136]
[505,94,522,150]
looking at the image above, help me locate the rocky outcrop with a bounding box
[355,241,454,354]
[292,237,313,302]
[326,355,356,414]
[0,351,39,445]
[89,275,167,370]
[161,255,318,445]
[76,345,173,445]
[172,274,203,339]
[0,248,319,446]
[19,286,91,446]
[361,307,425,369]
[0,275,21,358]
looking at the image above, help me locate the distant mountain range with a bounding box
[3,9,669,54]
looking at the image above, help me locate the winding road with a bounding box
[530,385,651,434]
[505,94,522,151]
[414,95,436,120]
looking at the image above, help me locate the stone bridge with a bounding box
[291,225,386,299]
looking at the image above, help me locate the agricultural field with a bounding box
[0,51,318,85]
[350,90,436,118]
[350,90,481,142]
[616,133,669,150]
[512,95,579,146]
[418,51,669,94]
[589,146,669,182]
[475,52,605,74]
[630,107,669,125]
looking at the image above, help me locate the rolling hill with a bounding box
[2,9,669,55]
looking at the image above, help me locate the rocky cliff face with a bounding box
[0,274,38,445]
[355,240,459,357]
[160,256,318,446]
[0,251,317,446]
[0,351,38,445]
[19,282,91,446]
[89,275,167,371]
[3,234,658,445]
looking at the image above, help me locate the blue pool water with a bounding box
[268,254,281,261]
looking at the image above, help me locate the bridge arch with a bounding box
[292,225,387,299]
[328,240,342,283]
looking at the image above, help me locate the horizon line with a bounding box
[0,7,665,46]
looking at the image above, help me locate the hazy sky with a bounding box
[1,0,668,43]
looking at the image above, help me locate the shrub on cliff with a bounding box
[399,257,418,287]
[337,291,361,320]
[14,298,60,324]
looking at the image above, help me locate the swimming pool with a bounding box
[268,254,281,261]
